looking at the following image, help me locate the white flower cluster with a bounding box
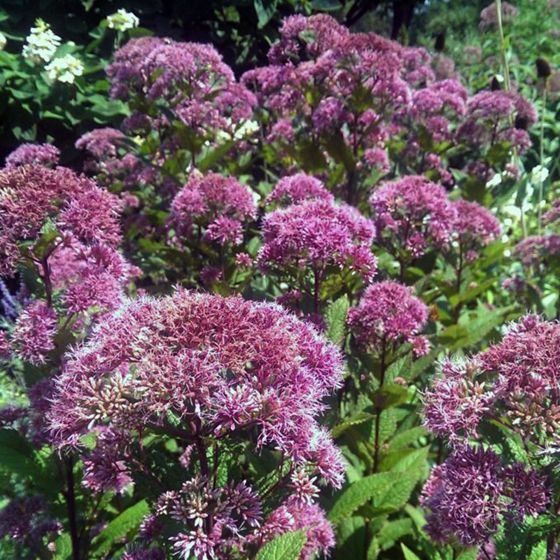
[106,9,140,32]
[0,32,6,52]
[22,19,61,64]
[45,54,84,84]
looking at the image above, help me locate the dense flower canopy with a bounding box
[48,289,344,558]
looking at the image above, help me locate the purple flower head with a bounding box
[268,14,348,63]
[423,358,494,444]
[266,173,333,207]
[5,143,60,169]
[480,2,519,30]
[421,446,505,546]
[108,37,255,133]
[0,164,124,275]
[513,234,560,268]
[258,198,376,282]
[348,281,429,355]
[0,496,61,545]
[449,200,501,262]
[261,500,335,560]
[479,315,560,443]
[48,289,344,478]
[170,171,256,247]
[369,175,455,260]
[457,90,536,153]
[11,300,57,365]
[421,446,548,546]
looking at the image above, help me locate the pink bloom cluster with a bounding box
[48,289,344,557]
[421,446,547,546]
[0,158,135,367]
[424,315,560,446]
[170,171,256,246]
[258,198,377,282]
[479,1,519,31]
[0,163,123,274]
[0,495,61,546]
[457,90,537,154]
[266,173,333,206]
[370,175,455,260]
[11,300,57,365]
[348,281,429,357]
[108,37,256,135]
[449,199,501,262]
[513,234,560,268]
[4,143,60,169]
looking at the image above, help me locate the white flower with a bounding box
[106,9,140,32]
[22,19,61,64]
[0,33,7,52]
[45,54,84,84]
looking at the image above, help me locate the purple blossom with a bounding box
[258,198,376,282]
[5,143,60,168]
[348,281,429,355]
[170,172,256,247]
[0,164,124,275]
[11,300,57,365]
[369,175,455,260]
[266,173,333,206]
[513,234,560,268]
[423,358,494,443]
[449,200,501,262]
[421,446,548,546]
[48,290,344,483]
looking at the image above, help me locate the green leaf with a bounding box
[256,530,306,560]
[325,295,349,346]
[0,429,43,480]
[457,548,479,560]
[401,543,422,560]
[329,473,391,524]
[254,0,279,28]
[53,533,72,560]
[331,411,375,438]
[91,500,150,557]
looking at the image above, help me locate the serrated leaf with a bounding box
[332,411,375,438]
[256,530,306,560]
[91,500,150,557]
[401,543,422,560]
[325,295,349,346]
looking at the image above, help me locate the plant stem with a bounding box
[65,457,80,560]
[538,86,547,234]
[372,339,387,473]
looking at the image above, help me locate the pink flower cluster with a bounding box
[108,37,256,135]
[457,90,537,154]
[370,175,455,260]
[48,289,344,557]
[0,163,123,274]
[513,234,560,268]
[170,171,256,247]
[4,143,60,169]
[266,173,333,206]
[348,281,429,357]
[449,199,501,262]
[424,315,560,446]
[258,197,377,282]
[421,446,547,546]
[0,157,136,367]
